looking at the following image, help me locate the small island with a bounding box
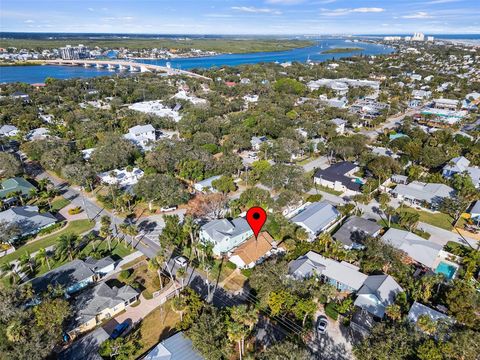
[321,47,364,54]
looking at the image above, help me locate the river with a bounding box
[0,39,393,83]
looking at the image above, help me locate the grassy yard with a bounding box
[50,197,71,212]
[121,263,169,299]
[0,219,94,266]
[397,206,454,230]
[314,185,343,196]
[127,300,180,359]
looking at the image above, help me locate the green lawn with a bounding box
[397,206,454,230]
[50,197,71,212]
[314,185,343,196]
[0,219,94,266]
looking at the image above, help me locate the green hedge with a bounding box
[325,302,339,320]
[37,221,66,236]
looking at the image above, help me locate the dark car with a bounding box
[110,321,129,339]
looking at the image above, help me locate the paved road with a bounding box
[418,222,478,248]
[359,109,417,139]
[302,156,330,172]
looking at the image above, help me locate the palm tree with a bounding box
[385,304,402,321]
[1,262,20,284]
[227,321,247,360]
[148,257,163,289]
[19,252,35,275]
[171,296,187,322]
[176,267,187,289]
[183,215,199,258]
[85,232,99,252]
[37,178,52,192]
[230,305,258,355]
[100,215,113,251]
[56,234,79,261]
[28,188,39,203]
[35,248,51,270]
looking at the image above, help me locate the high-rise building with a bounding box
[427,36,434,42]
[412,32,425,41]
[60,44,90,60]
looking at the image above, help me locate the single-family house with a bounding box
[381,228,443,269]
[58,327,109,360]
[98,167,144,188]
[314,162,362,195]
[469,200,480,224]
[11,91,30,102]
[200,218,253,256]
[229,232,285,269]
[124,124,156,151]
[391,181,455,209]
[330,118,347,135]
[26,127,50,141]
[0,124,19,137]
[193,175,221,194]
[0,206,56,240]
[144,332,204,360]
[0,177,36,199]
[67,282,139,338]
[291,201,340,239]
[433,98,458,110]
[333,216,382,249]
[407,301,452,328]
[353,275,403,318]
[442,156,480,188]
[30,256,115,295]
[288,251,367,292]
[251,136,268,151]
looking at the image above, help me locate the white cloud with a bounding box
[321,7,384,16]
[402,12,433,19]
[24,19,35,23]
[87,7,94,12]
[231,6,282,15]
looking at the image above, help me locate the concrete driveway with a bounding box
[309,309,354,360]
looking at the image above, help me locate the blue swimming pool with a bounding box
[435,261,457,280]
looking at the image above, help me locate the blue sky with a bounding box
[1,0,479,34]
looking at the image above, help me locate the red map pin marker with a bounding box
[246,207,267,238]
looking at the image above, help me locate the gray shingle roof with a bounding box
[30,259,95,294]
[30,257,116,294]
[58,327,108,360]
[381,228,442,268]
[0,206,56,238]
[68,282,138,331]
[144,332,204,360]
[333,216,382,247]
[354,275,403,318]
[291,201,340,235]
[288,251,367,291]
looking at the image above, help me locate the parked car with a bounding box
[174,256,188,268]
[160,205,177,212]
[110,321,129,339]
[317,315,328,335]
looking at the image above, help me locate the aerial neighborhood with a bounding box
[0,30,479,360]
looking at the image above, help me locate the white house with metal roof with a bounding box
[391,181,455,210]
[290,201,341,239]
[381,228,443,269]
[288,251,367,292]
[407,301,452,326]
[354,275,403,318]
[193,175,222,194]
[145,332,204,360]
[442,156,480,188]
[199,217,253,256]
[124,124,156,151]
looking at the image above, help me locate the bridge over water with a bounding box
[44,59,211,81]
